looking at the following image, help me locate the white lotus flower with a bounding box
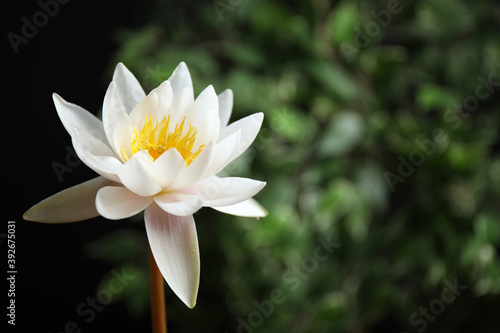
[23,62,267,308]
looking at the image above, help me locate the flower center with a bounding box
[123,114,204,165]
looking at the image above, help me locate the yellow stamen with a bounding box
[122,114,205,165]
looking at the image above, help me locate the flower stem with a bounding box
[149,245,167,333]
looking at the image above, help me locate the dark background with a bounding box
[5,1,154,332]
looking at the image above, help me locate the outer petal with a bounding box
[145,204,200,308]
[118,151,162,197]
[53,93,106,141]
[219,112,264,163]
[96,186,153,220]
[154,193,204,216]
[212,198,268,218]
[190,176,266,207]
[112,62,146,114]
[23,176,115,223]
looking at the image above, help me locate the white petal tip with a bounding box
[183,295,197,309]
[52,92,64,103]
[114,62,129,72]
[172,277,198,309]
[22,177,112,223]
[22,209,48,223]
[22,208,43,223]
[212,198,268,218]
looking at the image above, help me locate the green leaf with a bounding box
[328,2,359,45]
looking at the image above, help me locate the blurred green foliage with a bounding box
[89,0,500,332]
